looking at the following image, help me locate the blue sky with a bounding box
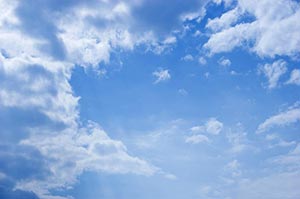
[0,0,300,199]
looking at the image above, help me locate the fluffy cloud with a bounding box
[153,68,171,84]
[257,107,300,134]
[286,69,300,85]
[181,54,194,61]
[0,1,184,198]
[204,0,300,58]
[206,118,224,135]
[218,57,232,67]
[258,60,287,89]
[185,134,210,144]
[15,122,158,199]
[190,118,223,135]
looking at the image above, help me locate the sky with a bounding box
[0,0,300,199]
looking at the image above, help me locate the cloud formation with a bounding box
[153,68,171,84]
[257,107,300,134]
[258,60,287,89]
[204,0,300,58]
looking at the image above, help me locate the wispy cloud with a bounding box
[153,68,171,84]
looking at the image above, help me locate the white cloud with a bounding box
[206,118,223,135]
[225,159,242,178]
[153,68,171,84]
[181,54,194,61]
[258,60,287,89]
[198,57,207,65]
[190,125,205,133]
[178,88,188,96]
[206,7,241,32]
[265,134,296,148]
[163,173,177,180]
[190,118,223,135]
[218,57,232,67]
[0,1,173,198]
[15,121,159,199]
[204,0,300,58]
[226,123,252,154]
[286,69,300,86]
[185,134,210,144]
[257,107,300,134]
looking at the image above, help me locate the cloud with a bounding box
[226,123,252,154]
[15,121,158,199]
[0,1,183,198]
[257,107,300,134]
[286,69,300,86]
[206,6,241,32]
[198,57,207,65]
[185,134,210,144]
[258,60,287,89]
[225,159,242,178]
[237,171,300,199]
[178,89,188,96]
[218,57,232,67]
[153,68,171,84]
[186,118,223,145]
[190,118,223,135]
[265,134,296,148]
[204,0,300,58]
[181,54,194,61]
[206,118,224,135]
[272,143,300,168]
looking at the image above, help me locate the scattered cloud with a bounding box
[227,123,252,154]
[190,118,223,135]
[204,0,300,58]
[198,57,207,65]
[258,60,287,89]
[257,107,300,134]
[286,69,300,86]
[153,68,171,84]
[185,134,210,144]
[272,144,300,168]
[178,89,188,96]
[237,171,300,199]
[218,57,232,67]
[225,159,242,177]
[206,118,224,135]
[181,54,194,61]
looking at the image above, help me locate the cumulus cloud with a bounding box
[153,68,171,84]
[190,118,223,135]
[198,56,207,65]
[185,134,210,144]
[258,60,287,89]
[0,0,188,198]
[218,57,232,67]
[206,118,224,135]
[257,107,300,134]
[15,121,158,199]
[204,0,300,58]
[286,69,300,85]
[206,6,241,32]
[181,54,194,61]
